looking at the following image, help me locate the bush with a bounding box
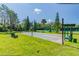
[73,38,77,43]
[11,32,18,38]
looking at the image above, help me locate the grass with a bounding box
[36,30,79,34]
[0,32,79,55]
[36,30,61,34]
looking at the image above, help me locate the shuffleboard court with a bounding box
[22,32,62,44]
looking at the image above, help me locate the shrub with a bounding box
[73,38,77,43]
[11,32,18,38]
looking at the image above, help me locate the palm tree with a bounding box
[0,4,11,31]
[0,4,18,32]
[7,9,18,31]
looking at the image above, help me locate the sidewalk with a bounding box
[22,32,62,44]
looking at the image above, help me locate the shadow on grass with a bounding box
[65,41,79,49]
[65,44,79,49]
[0,31,19,35]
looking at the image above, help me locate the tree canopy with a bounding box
[54,12,61,33]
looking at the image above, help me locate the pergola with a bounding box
[61,18,76,45]
[63,24,75,42]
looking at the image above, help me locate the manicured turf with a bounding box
[0,32,79,55]
[36,30,61,34]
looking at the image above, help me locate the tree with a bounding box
[48,23,52,32]
[33,20,37,32]
[0,4,10,31]
[41,19,47,30]
[16,19,20,31]
[41,19,47,24]
[16,23,22,31]
[1,4,10,24]
[7,9,18,31]
[54,12,61,33]
[0,4,18,32]
[23,16,30,31]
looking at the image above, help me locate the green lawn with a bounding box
[36,30,61,34]
[0,32,79,55]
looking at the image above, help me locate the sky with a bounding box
[1,3,79,24]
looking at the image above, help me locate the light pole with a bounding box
[31,21,34,36]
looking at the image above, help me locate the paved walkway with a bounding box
[22,32,62,44]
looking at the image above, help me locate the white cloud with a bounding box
[33,8,42,14]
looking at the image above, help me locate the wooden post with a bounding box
[70,26,73,42]
[62,18,64,45]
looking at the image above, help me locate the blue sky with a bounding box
[1,3,79,24]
